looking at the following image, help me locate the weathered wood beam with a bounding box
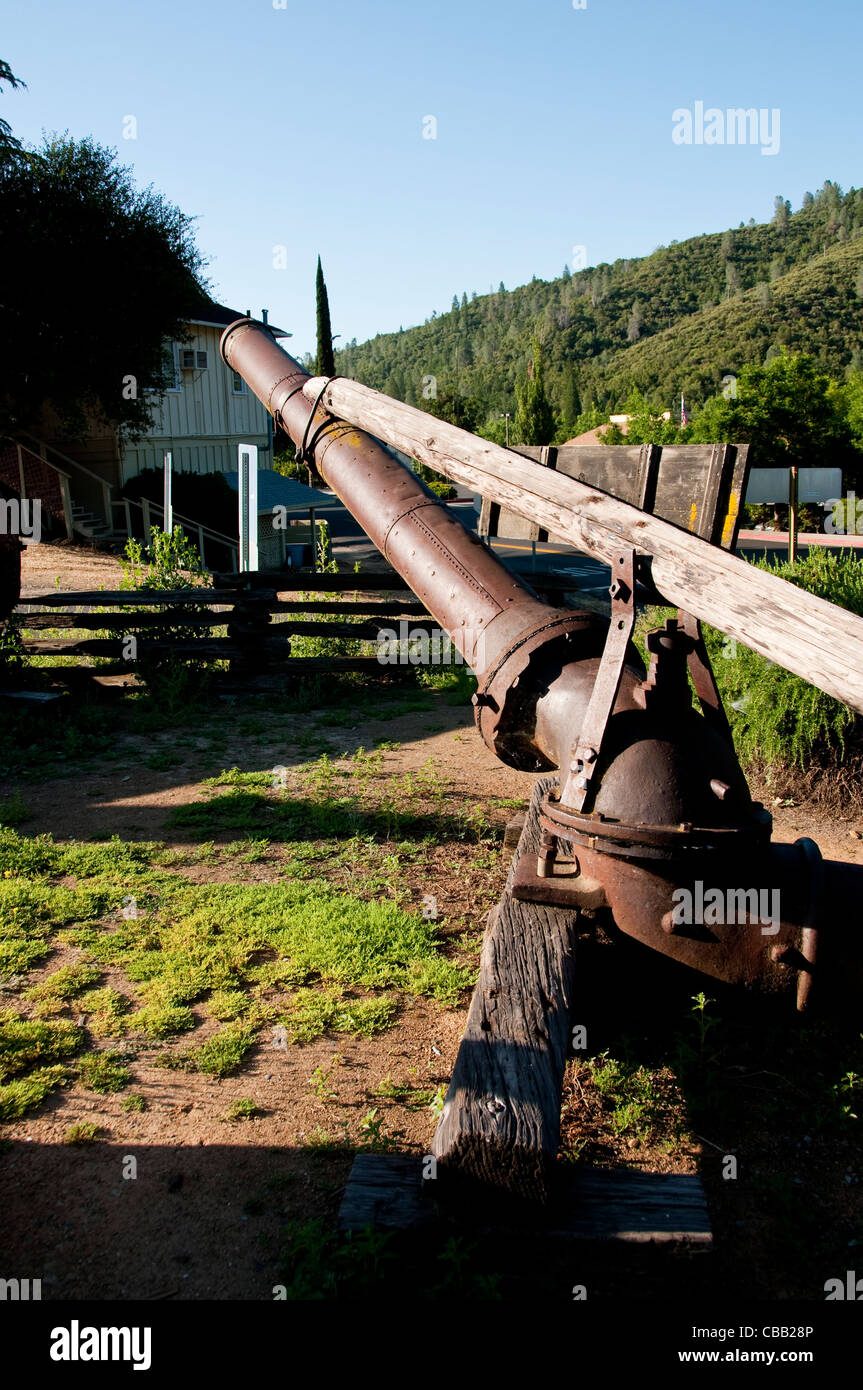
[14,601,433,625]
[17,589,273,607]
[304,376,863,714]
[213,570,413,593]
[431,777,577,1203]
[338,1154,712,1244]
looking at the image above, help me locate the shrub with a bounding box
[704,550,863,769]
[638,550,863,776]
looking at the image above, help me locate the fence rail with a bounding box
[8,568,585,686]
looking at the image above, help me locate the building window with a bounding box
[145,341,181,393]
[181,348,208,371]
[232,371,246,395]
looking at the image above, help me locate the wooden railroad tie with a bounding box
[339,776,712,1245]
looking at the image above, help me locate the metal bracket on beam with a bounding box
[559,548,638,814]
[677,609,734,745]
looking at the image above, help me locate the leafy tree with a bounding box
[513,337,556,445]
[315,255,336,378]
[627,299,643,343]
[0,134,206,439]
[0,58,26,164]
[689,351,862,485]
[420,390,484,434]
[603,388,689,446]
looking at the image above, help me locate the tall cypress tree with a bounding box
[315,255,335,377]
[513,337,556,445]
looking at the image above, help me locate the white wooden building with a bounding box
[18,304,292,549]
[120,304,290,483]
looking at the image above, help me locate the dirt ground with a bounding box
[18,537,131,599]
[4,543,863,1302]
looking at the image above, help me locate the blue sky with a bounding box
[3,0,861,357]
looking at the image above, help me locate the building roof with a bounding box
[187,300,290,339]
[564,425,616,446]
[222,470,344,514]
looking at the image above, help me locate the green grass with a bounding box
[190,1022,258,1077]
[279,988,396,1044]
[78,987,131,1037]
[222,1097,260,1122]
[0,1065,67,1119]
[207,988,250,1021]
[25,963,103,1015]
[579,1050,679,1146]
[203,767,276,789]
[0,791,30,826]
[131,1001,196,1040]
[0,765,476,1117]
[0,1014,83,1080]
[77,1051,131,1094]
[64,1121,100,1144]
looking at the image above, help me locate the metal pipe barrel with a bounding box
[220,317,645,771]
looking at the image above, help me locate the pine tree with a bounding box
[315,255,335,377]
[559,365,581,428]
[513,337,556,445]
[725,262,741,298]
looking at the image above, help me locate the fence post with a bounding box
[238,443,259,573]
[788,466,798,563]
[142,497,152,546]
[60,475,74,540]
[163,451,173,535]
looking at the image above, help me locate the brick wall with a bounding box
[0,441,67,534]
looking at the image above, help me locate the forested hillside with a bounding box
[331,182,863,436]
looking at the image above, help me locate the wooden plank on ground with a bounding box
[430,775,577,1203]
[338,1154,712,1245]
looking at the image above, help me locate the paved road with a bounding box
[328,495,614,600]
[325,496,863,605]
